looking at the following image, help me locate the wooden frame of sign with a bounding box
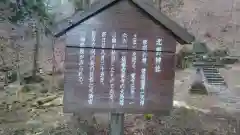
[50,0,194,115]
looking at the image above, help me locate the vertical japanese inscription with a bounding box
[119,33,128,106]
[155,38,162,72]
[130,34,137,98]
[88,30,96,105]
[109,32,116,102]
[140,40,148,106]
[78,32,86,84]
[100,32,107,85]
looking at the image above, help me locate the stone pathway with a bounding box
[201,67,228,94]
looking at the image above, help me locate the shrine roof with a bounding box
[49,0,195,44]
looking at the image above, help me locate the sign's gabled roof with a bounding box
[51,0,195,44]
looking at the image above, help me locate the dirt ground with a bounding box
[174,64,240,113]
[1,31,240,134]
[0,66,239,134]
[162,0,240,56]
[1,0,240,134]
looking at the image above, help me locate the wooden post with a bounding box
[32,21,40,78]
[154,0,162,10]
[236,118,240,135]
[110,113,124,135]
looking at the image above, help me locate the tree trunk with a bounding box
[154,0,161,10]
[82,0,89,9]
[0,55,4,64]
[50,37,56,92]
[0,55,8,86]
[16,44,21,85]
[32,21,40,78]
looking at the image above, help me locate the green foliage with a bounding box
[21,85,31,93]
[144,114,153,120]
[7,70,17,83]
[193,41,209,54]
[7,2,27,23]
[0,0,52,25]
[211,49,229,57]
[176,46,193,69]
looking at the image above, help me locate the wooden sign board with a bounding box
[63,0,177,114]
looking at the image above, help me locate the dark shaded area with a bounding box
[193,42,208,54]
[210,49,229,57]
[189,68,208,95]
[189,82,208,95]
[176,47,193,69]
[221,57,239,65]
[23,75,44,84]
[6,70,17,83]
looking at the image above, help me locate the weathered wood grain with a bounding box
[65,0,176,52]
[64,47,175,113]
[63,0,177,114]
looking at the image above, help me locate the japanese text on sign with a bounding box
[140,39,148,106]
[78,32,86,84]
[75,31,164,106]
[109,32,117,102]
[100,32,107,85]
[131,34,137,98]
[155,38,162,72]
[88,31,96,105]
[119,33,128,106]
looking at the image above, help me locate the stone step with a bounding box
[206,78,224,81]
[203,71,219,74]
[203,68,226,86]
[205,76,224,80]
[204,76,222,79]
[207,80,225,84]
[207,81,225,85]
[206,77,224,80]
[194,65,224,68]
[208,82,226,85]
[198,67,228,88]
[195,60,218,64]
[204,75,223,79]
[203,72,221,75]
[203,69,219,72]
[202,67,219,70]
[203,70,219,74]
[193,62,224,66]
[197,59,218,62]
[204,71,220,74]
[220,57,239,64]
[203,67,219,70]
[193,64,223,67]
